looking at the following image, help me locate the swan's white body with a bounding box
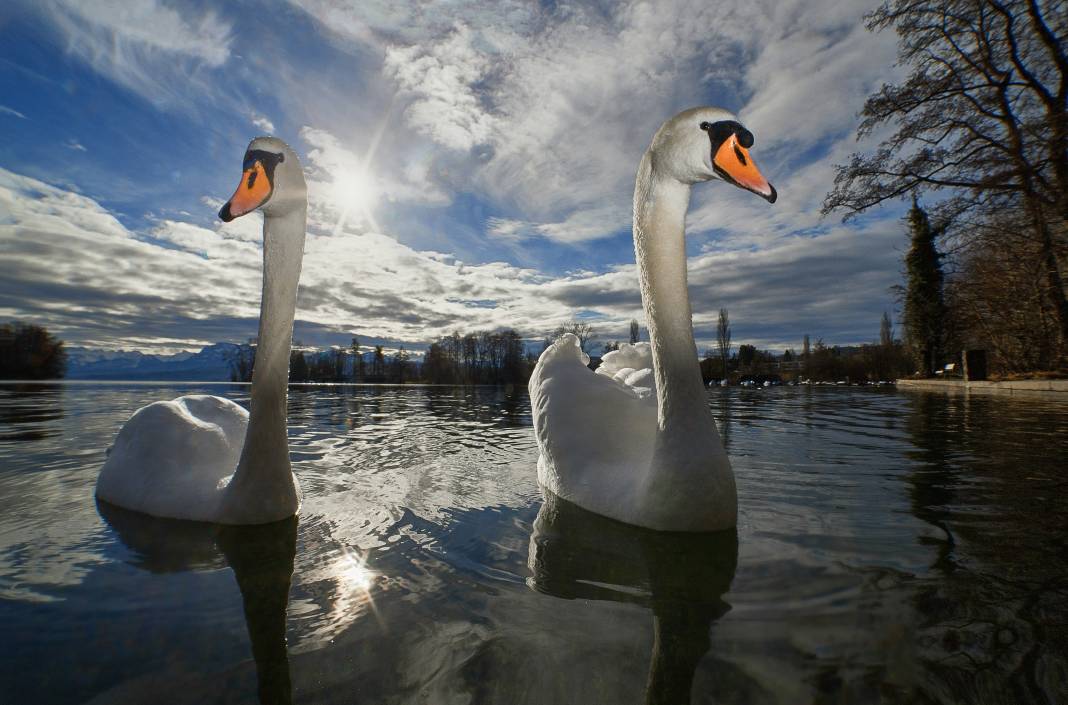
[530,108,776,532]
[97,137,307,525]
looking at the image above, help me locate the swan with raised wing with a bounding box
[529,108,776,532]
[97,137,307,524]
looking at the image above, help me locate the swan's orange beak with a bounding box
[713,134,776,203]
[219,159,273,222]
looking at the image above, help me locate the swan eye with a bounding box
[699,122,712,131]
[243,150,285,179]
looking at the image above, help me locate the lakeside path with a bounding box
[897,378,1068,399]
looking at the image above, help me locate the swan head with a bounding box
[219,136,307,222]
[650,107,776,203]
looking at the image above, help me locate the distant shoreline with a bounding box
[0,379,512,387]
[896,378,1068,398]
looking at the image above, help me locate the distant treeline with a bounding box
[700,311,912,384]
[0,322,67,380]
[701,339,911,384]
[422,330,534,384]
[227,338,403,384]
[228,330,537,385]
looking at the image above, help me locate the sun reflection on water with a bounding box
[338,549,376,593]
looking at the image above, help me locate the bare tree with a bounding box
[629,319,640,344]
[716,308,732,378]
[550,320,595,354]
[824,0,1068,346]
[948,212,1064,371]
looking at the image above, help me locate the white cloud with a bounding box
[251,113,276,133]
[287,0,536,48]
[383,25,496,151]
[486,207,628,245]
[37,0,232,110]
[486,217,534,242]
[0,105,27,119]
[65,139,87,152]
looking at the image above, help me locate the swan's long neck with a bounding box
[633,154,716,438]
[226,205,306,520]
[631,152,735,530]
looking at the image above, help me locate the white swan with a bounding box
[529,108,776,532]
[97,137,307,524]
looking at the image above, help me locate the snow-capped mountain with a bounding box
[66,343,244,381]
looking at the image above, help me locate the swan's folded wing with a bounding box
[596,342,653,377]
[596,342,656,398]
[529,336,656,501]
[96,395,248,519]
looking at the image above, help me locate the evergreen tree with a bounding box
[879,311,894,348]
[373,345,385,378]
[716,308,731,379]
[903,199,947,375]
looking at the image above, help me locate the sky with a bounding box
[0,0,909,355]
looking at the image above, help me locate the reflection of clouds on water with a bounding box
[731,387,936,574]
[0,384,106,601]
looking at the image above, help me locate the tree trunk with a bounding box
[1021,191,1068,354]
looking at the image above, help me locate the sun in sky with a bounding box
[331,161,380,234]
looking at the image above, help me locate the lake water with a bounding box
[0,382,1066,704]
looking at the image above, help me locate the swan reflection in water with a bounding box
[96,500,297,705]
[528,492,738,705]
